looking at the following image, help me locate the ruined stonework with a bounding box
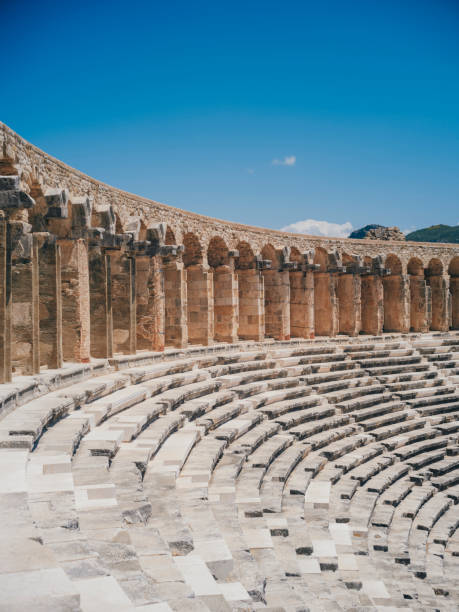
[1,123,459,611]
[0,122,458,381]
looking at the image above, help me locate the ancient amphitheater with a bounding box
[1,122,459,612]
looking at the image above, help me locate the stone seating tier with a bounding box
[1,332,459,611]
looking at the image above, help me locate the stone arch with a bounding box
[337,253,361,336]
[165,226,176,246]
[183,232,203,267]
[139,219,147,241]
[261,243,281,269]
[27,181,48,232]
[385,254,402,276]
[383,254,408,333]
[207,236,229,268]
[449,257,459,329]
[236,241,264,340]
[342,252,354,266]
[289,247,314,338]
[114,213,124,234]
[313,247,337,336]
[426,258,448,331]
[235,241,256,270]
[261,243,289,339]
[407,257,428,332]
[207,236,237,342]
[314,247,328,270]
[361,256,384,335]
[290,247,302,263]
[183,232,212,344]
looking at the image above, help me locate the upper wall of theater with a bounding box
[2,121,459,273]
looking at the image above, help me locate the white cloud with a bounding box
[246,168,255,175]
[272,155,296,166]
[280,218,353,238]
[402,225,417,235]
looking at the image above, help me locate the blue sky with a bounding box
[3,0,459,237]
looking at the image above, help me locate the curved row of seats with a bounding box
[0,333,458,611]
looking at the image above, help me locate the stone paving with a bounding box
[1,333,459,611]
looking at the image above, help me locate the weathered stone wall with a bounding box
[1,122,458,272]
[1,121,459,383]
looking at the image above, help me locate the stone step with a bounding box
[289,414,351,441]
[249,433,293,470]
[274,403,335,430]
[230,420,281,456]
[0,395,74,447]
[80,385,150,425]
[407,392,459,409]
[365,362,430,376]
[258,394,323,419]
[395,384,456,401]
[358,355,422,368]
[337,392,393,413]
[323,381,384,403]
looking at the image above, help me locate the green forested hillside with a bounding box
[406,225,459,244]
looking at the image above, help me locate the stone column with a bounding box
[89,245,113,359]
[109,250,136,355]
[186,264,214,345]
[0,176,35,380]
[289,259,316,339]
[262,262,290,341]
[163,248,187,348]
[429,274,450,332]
[409,274,429,332]
[338,268,362,337]
[11,222,36,375]
[213,252,239,344]
[60,239,91,362]
[136,253,166,352]
[451,276,459,330]
[361,274,384,335]
[0,216,12,382]
[383,274,410,333]
[314,270,339,337]
[35,233,63,369]
[238,266,265,341]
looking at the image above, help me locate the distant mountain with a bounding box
[349,225,405,241]
[349,224,384,239]
[406,224,459,244]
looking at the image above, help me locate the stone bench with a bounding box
[0,395,74,447]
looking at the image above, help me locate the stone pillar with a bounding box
[109,250,136,354]
[314,271,339,337]
[11,222,36,375]
[338,270,361,336]
[35,234,63,369]
[361,274,384,335]
[163,251,187,348]
[289,263,315,339]
[187,264,214,345]
[0,216,12,382]
[89,245,113,359]
[136,253,166,351]
[60,239,91,362]
[383,274,410,333]
[238,267,265,341]
[409,274,429,332]
[429,275,450,332]
[214,252,239,343]
[262,263,290,341]
[0,176,35,380]
[451,276,459,330]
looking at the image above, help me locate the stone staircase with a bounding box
[1,333,459,610]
